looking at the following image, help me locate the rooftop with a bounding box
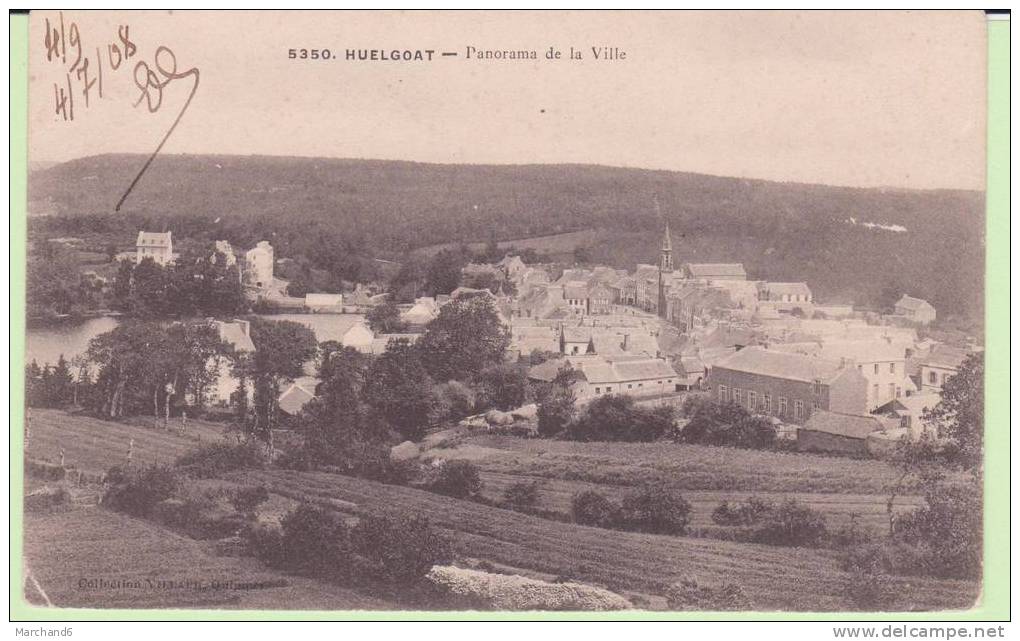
[713,346,850,384]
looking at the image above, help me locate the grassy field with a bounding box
[474,471,918,534]
[429,435,911,494]
[26,409,229,474]
[426,435,932,534]
[23,508,399,610]
[229,469,978,612]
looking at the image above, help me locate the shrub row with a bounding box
[571,485,691,535]
[245,503,451,584]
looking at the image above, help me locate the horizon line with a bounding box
[30,152,986,195]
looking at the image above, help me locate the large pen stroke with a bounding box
[116,45,199,212]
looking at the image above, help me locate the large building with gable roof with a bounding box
[708,346,868,423]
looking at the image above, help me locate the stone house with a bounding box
[708,346,868,424]
[136,231,174,266]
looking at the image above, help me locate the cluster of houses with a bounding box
[485,223,972,456]
[134,231,277,293]
[159,220,975,458]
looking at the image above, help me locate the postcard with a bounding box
[16,9,997,617]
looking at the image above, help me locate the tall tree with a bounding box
[362,338,435,441]
[424,249,467,297]
[243,319,318,443]
[416,296,510,382]
[921,353,984,470]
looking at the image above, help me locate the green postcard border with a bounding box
[8,12,1010,622]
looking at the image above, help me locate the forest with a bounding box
[29,154,985,323]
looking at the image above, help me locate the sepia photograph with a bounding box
[16,9,998,617]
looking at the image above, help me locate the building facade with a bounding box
[136,231,174,266]
[708,346,868,424]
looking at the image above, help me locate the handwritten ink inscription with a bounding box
[41,12,200,211]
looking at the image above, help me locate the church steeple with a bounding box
[659,220,674,273]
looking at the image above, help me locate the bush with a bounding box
[750,499,828,547]
[274,447,314,471]
[431,460,482,498]
[665,576,752,611]
[503,481,541,511]
[711,496,775,526]
[536,385,575,438]
[618,484,691,535]
[278,503,352,577]
[231,485,270,518]
[175,441,266,478]
[892,482,981,579]
[350,514,451,583]
[843,568,897,610]
[677,398,776,449]
[829,513,875,548]
[431,381,477,423]
[243,523,287,568]
[566,395,674,442]
[25,485,71,513]
[103,464,181,517]
[25,459,67,481]
[152,492,249,540]
[571,490,620,528]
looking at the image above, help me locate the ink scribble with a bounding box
[117,46,200,211]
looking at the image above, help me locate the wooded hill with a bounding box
[30,154,984,323]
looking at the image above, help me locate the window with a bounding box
[638,383,643,388]
[627,384,633,389]
[889,362,895,374]
[857,364,862,372]
[896,387,902,398]
[595,387,601,394]
[813,380,822,395]
[942,373,950,386]
[873,363,880,374]
[872,384,879,399]
[928,371,937,384]
[762,394,771,414]
[719,385,728,402]
[778,397,788,417]
[747,391,757,411]
[733,388,742,404]
[812,400,820,410]
[794,400,804,421]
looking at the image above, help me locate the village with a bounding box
[124,220,978,459]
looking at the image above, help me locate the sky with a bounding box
[28,10,987,190]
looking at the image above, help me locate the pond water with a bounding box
[23,313,367,368]
[25,316,121,367]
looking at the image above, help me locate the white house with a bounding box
[401,297,439,325]
[244,241,275,289]
[136,231,174,266]
[571,356,680,400]
[894,295,937,325]
[340,323,376,353]
[916,345,969,393]
[815,340,916,411]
